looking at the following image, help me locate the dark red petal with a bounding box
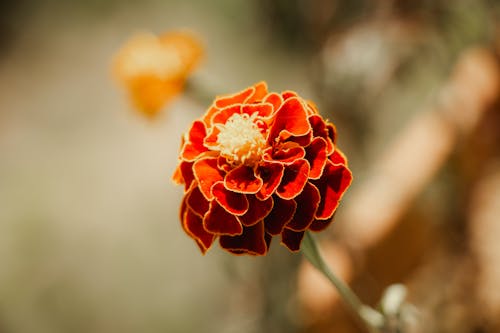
[219,221,268,255]
[280,228,304,252]
[203,201,243,236]
[257,162,284,200]
[268,97,312,143]
[193,158,224,200]
[172,161,195,191]
[287,131,312,147]
[286,182,320,231]
[241,103,273,118]
[264,196,296,235]
[212,182,249,216]
[181,120,208,161]
[312,160,353,220]
[306,137,328,179]
[309,115,334,155]
[215,86,254,108]
[309,217,334,232]
[182,207,215,254]
[276,159,310,200]
[281,91,298,100]
[187,185,210,217]
[263,92,283,112]
[238,196,273,226]
[225,165,263,194]
[330,149,348,165]
[265,142,305,164]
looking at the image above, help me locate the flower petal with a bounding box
[225,165,263,194]
[181,120,208,161]
[263,92,283,112]
[264,196,296,235]
[215,86,255,108]
[309,217,334,232]
[212,182,249,216]
[246,81,268,103]
[186,185,210,217]
[219,221,267,255]
[182,207,215,254]
[241,102,273,118]
[280,228,304,252]
[238,196,273,226]
[330,149,348,165]
[276,159,310,200]
[264,142,305,164]
[306,137,328,179]
[203,201,243,235]
[172,161,195,191]
[309,115,335,155]
[286,182,320,231]
[268,97,312,143]
[193,158,224,200]
[256,162,284,200]
[312,160,353,220]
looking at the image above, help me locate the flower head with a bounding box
[113,31,203,118]
[173,82,352,255]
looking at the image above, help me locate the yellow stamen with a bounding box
[213,113,266,166]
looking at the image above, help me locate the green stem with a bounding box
[301,232,385,332]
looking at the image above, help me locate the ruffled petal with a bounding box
[264,196,296,235]
[210,104,242,126]
[312,160,353,220]
[224,164,263,194]
[264,142,305,164]
[268,97,312,143]
[241,102,273,118]
[212,182,249,216]
[281,91,298,100]
[256,162,284,200]
[309,217,334,232]
[280,228,304,252]
[186,185,210,217]
[309,115,334,155]
[330,149,348,165]
[193,158,224,200]
[263,92,283,112]
[181,120,208,161]
[182,207,215,254]
[238,196,273,226]
[306,137,328,179]
[172,161,195,191]
[219,221,267,255]
[246,81,268,103]
[203,201,243,235]
[276,159,310,200]
[215,86,255,108]
[286,182,320,231]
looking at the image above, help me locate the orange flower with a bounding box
[173,82,352,255]
[113,31,203,118]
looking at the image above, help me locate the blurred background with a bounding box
[0,0,499,332]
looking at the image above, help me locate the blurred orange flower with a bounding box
[113,31,203,118]
[173,82,352,255]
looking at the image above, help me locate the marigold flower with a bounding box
[173,82,352,255]
[113,31,203,118]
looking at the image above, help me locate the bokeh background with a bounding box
[1,1,499,332]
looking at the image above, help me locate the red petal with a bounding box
[276,159,310,200]
[280,228,304,252]
[264,142,305,164]
[256,162,284,200]
[286,182,320,231]
[238,196,274,226]
[246,81,268,103]
[330,149,348,165]
[263,92,283,112]
[212,182,249,216]
[312,160,352,220]
[186,185,210,217]
[281,91,298,100]
[210,104,242,126]
[219,221,268,255]
[182,207,215,254]
[241,103,273,118]
[268,97,312,143]
[264,196,296,235]
[172,161,195,191]
[309,115,334,155]
[306,137,328,179]
[224,165,263,194]
[181,120,208,161]
[215,86,254,108]
[193,158,224,200]
[203,201,243,235]
[309,217,334,232]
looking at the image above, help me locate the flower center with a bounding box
[214,113,266,166]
